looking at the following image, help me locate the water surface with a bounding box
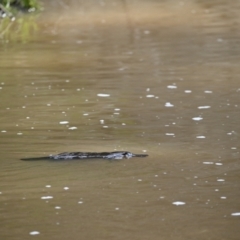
[0,1,240,239]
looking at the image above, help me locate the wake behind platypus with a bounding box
[21,151,148,161]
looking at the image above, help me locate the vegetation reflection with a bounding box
[0,0,40,42]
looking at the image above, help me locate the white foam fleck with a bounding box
[231,212,240,216]
[231,147,237,149]
[1,130,7,133]
[115,207,120,210]
[185,90,192,93]
[63,187,69,190]
[114,108,120,111]
[69,127,77,130]
[100,120,104,124]
[196,136,205,138]
[55,206,61,209]
[146,88,150,91]
[203,162,214,164]
[97,93,110,97]
[103,126,109,128]
[138,179,142,182]
[192,117,203,121]
[165,102,174,107]
[78,201,83,204]
[146,95,155,98]
[204,90,213,93]
[29,231,40,235]
[165,133,175,136]
[83,113,89,116]
[45,185,51,188]
[167,85,177,89]
[17,132,23,135]
[41,196,53,200]
[198,106,211,109]
[59,121,69,124]
[172,201,186,206]
[215,163,223,166]
[217,179,225,182]
[220,196,227,199]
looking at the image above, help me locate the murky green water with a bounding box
[0,1,240,239]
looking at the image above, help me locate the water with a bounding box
[0,1,240,239]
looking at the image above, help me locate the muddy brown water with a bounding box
[0,1,240,239]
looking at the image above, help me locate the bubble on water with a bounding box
[59,121,69,124]
[196,136,205,138]
[198,106,211,109]
[165,133,175,136]
[167,85,177,89]
[97,93,110,97]
[29,231,40,235]
[41,196,53,200]
[231,213,240,216]
[172,201,186,206]
[165,102,174,107]
[69,127,77,130]
[192,117,203,121]
[146,95,155,98]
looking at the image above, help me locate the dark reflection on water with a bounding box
[0,0,240,240]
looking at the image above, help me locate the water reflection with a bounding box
[0,1,240,240]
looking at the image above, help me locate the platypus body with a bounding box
[21,151,148,161]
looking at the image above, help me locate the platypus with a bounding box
[21,151,148,161]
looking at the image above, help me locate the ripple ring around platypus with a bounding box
[21,151,148,161]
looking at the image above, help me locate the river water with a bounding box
[0,0,240,239]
